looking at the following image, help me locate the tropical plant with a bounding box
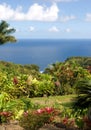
[72,79,91,125]
[28,74,55,97]
[19,107,57,130]
[44,60,91,95]
[0,20,16,44]
[0,92,11,111]
[0,111,12,123]
[73,79,91,110]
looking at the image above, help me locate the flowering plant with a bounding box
[19,107,58,130]
[0,111,12,123]
[61,117,75,128]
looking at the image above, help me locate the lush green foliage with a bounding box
[0,60,40,76]
[0,57,91,98]
[44,58,91,95]
[73,79,91,110]
[0,20,16,44]
[0,57,91,129]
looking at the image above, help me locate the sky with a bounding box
[0,0,91,39]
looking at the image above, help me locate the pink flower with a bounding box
[36,109,44,114]
[24,111,28,116]
[45,107,54,113]
[36,107,54,114]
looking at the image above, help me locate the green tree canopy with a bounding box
[0,20,16,45]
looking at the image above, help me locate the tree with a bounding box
[0,20,16,45]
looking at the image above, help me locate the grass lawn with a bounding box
[30,94,76,108]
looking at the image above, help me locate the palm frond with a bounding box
[73,79,91,109]
[0,20,16,44]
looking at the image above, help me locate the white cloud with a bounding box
[85,13,91,22]
[26,3,59,21]
[29,26,35,32]
[0,3,59,21]
[65,28,71,33]
[0,3,14,20]
[49,26,59,32]
[13,7,25,21]
[60,15,76,22]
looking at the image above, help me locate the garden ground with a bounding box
[0,123,89,130]
[0,95,89,130]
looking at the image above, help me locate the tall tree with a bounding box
[0,20,16,45]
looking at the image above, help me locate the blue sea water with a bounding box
[0,39,91,70]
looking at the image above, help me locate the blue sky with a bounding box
[0,0,91,39]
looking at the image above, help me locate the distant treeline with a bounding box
[65,56,91,67]
[0,56,91,75]
[65,57,91,73]
[0,60,40,76]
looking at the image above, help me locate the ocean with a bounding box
[0,39,91,71]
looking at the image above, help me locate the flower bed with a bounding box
[1,108,91,130]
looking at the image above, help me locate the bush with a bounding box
[19,107,57,130]
[28,75,55,97]
[0,111,12,123]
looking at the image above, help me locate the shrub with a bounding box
[19,107,57,130]
[28,76,55,97]
[3,98,39,120]
[0,111,12,123]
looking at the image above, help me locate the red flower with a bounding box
[35,107,55,115]
[0,111,12,117]
[13,77,18,85]
[45,107,54,113]
[63,117,68,124]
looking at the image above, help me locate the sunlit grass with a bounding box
[30,94,76,108]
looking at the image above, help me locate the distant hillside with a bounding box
[0,57,91,75]
[65,56,91,68]
[0,60,40,76]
